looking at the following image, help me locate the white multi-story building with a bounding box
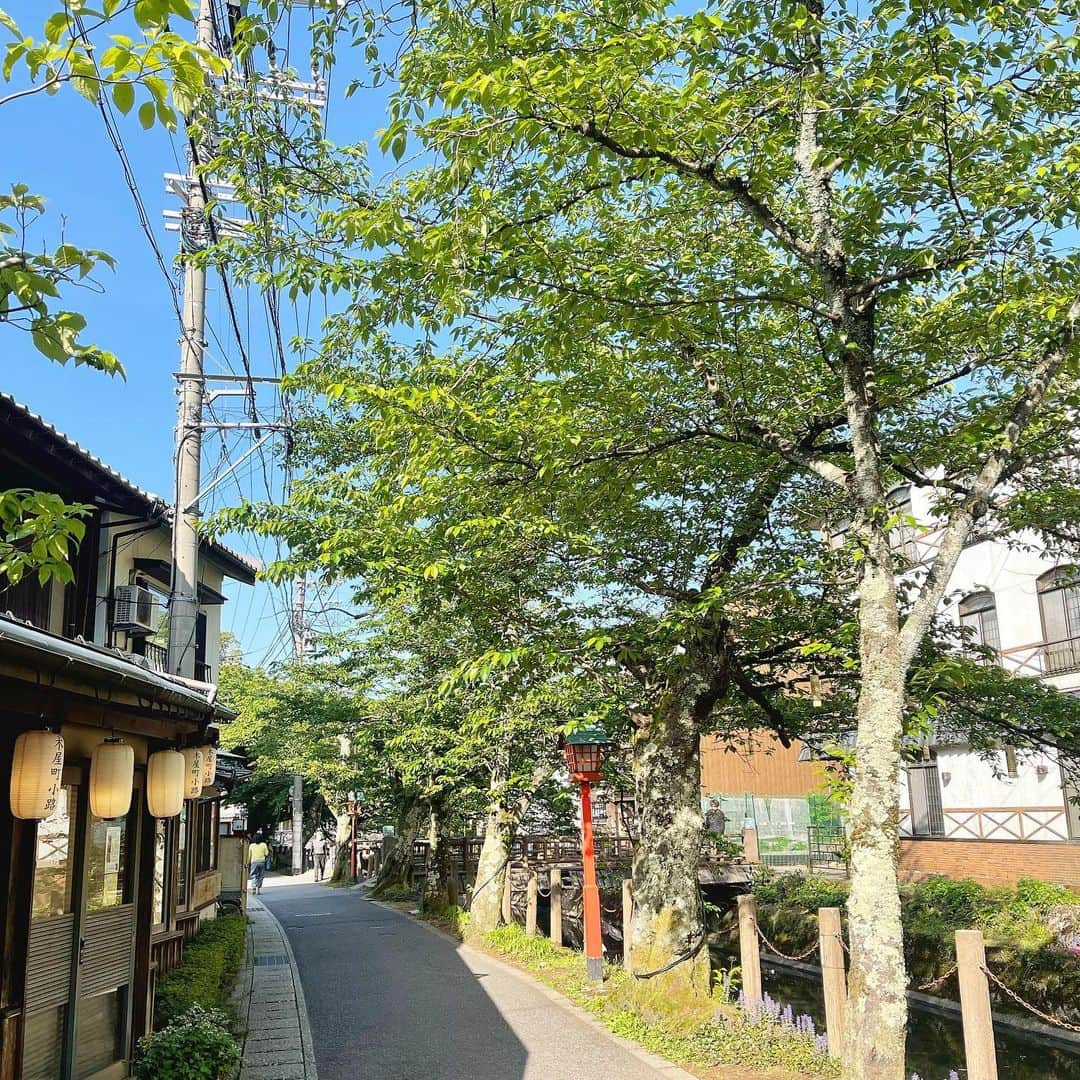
[888,484,1080,888]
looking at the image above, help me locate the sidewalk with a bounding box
[233,896,319,1080]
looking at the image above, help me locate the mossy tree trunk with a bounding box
[838,313,910,1078]
[467,754,552,941]
[329,809,353,883]
[465,809,510,939]
[629,693,711,1000]
[422,802,451,912]
[371,796,423,897]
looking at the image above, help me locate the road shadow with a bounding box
[262,881,529,1080]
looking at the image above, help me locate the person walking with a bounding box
[315,837,330,882]
[248,831,271,895]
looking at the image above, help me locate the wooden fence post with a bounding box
[526,872,538,936]
[737,893,762,1009]
[956,929,999,1080]
[550,868,563,947]
[501,865,514,925]
[818,907,846,1058]
[622,879,634,972]
[447,872,460,908]
[741,826,760,865]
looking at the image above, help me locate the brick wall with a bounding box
[899,839,1080,889]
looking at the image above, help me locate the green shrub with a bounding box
[1015,878,1080,912]
[154,915,248,1030]
[905,876,993,931]
[134,1006,240,1080]
[752,871,848,912]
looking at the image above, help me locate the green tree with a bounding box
[215,3,1080,1073]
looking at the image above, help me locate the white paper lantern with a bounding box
[10,731,64,820]
[147,750,185,818]
[181,747,204,799]
[199,744,217,787]
[89,739,134,819]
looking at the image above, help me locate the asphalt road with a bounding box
[260,877,679,1080]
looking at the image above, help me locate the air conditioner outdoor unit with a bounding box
[113,584,157,634]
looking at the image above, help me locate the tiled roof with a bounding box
[0,394,260,580]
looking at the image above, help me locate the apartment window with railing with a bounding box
[959,591,1001,658]
[1038,567,1080,676]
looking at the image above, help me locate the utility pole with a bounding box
[167,0,214,678]
[291,574,307,874]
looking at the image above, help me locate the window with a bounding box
[1063,760,1080,841]
[152,818,168,927]
[195,800,219,874]
[959,591,1001,655]
[1038,567,1080,675]
[0,575,52,630]
[32,785,77,918]
[176,804,189,908]
[85,811,131,911]
[887,486,921,562]
[908,762,945,837]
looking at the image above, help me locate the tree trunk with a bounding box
[329,811,352,883]
[371,797,422,897]
[840,312,909,1080]
[422,804,451,912]
[465,808,511,940]
[842,545,908,1079]
[629,694,710,1001]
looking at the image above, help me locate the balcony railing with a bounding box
[131,643,212,683]
[1044,636,1080,676]
[143,641,168,672]
[900,806,1071,842]
[1000,637,1080,680]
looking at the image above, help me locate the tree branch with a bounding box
[898,294,1080,669]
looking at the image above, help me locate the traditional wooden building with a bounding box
[0,396,256,1079]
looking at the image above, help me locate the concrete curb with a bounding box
[371,898,699,1080]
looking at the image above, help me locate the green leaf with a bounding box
[111,80,134,114]
[138,99,156,129]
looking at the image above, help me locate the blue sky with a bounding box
[1,2,385,664]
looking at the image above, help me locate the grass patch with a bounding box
[369,882,417,901]
[482,925,835,1079]
[419,902,470,937]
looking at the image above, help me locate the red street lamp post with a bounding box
[563,725,610,985]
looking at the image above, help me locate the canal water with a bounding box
[750,955,1080,1080]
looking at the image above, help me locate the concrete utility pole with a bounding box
[291,575,307,874]
[167,0,214,678]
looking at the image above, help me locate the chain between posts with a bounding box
[982,965,1080,1033]
[755,921,820,962]
[914,964,958,992]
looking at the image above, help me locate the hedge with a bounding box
[155,915,248,1030]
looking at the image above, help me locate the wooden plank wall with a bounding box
[700,730,827,798]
